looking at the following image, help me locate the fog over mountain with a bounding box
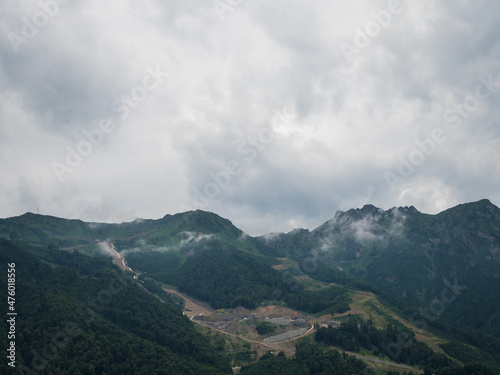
[2,199,500,372]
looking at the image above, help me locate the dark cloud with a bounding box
[0,0,499,235]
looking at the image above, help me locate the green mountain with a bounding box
[263,199,500,338]
[0,210,275,256]
[2,200,500,373]
[0,239,231,374]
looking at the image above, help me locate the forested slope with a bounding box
[0,240,231,374]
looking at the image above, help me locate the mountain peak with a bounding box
[343,204,402,219]
[438,199,500,218]
[346,204,420,217]
[340,204,383,219]
[389,205,419,215]
[473,198,496,209]
[169,210,243,239]
[360,204,382,212]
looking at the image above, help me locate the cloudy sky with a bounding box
[1,0,499,235]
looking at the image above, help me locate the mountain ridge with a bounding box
[2,199,500,372]
[4,198,498,238]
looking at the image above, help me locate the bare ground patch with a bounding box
[162,288,213,318]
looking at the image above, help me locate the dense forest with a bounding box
[175,242,350,314]
[377,294,500,371]
[126,250,183,285]
[315,315,498,374]
[0,240,231,374]
[240,343,367,375]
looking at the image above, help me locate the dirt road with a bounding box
[162,288,213,318]
[162,287,316,349]
[99,241,133,272]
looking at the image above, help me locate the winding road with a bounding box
[99,241,133,272]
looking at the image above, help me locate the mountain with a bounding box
[0,239,231,374]
[2,200,500,373]
[263,199,500,337]
[0,210,276,256]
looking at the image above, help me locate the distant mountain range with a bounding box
[2,199,500,373]
[264,199,500,336]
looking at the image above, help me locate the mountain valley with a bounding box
[1,199,500,374]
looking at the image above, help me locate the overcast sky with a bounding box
[1,0,499,235]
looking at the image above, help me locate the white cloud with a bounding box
[1,0,499,235]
